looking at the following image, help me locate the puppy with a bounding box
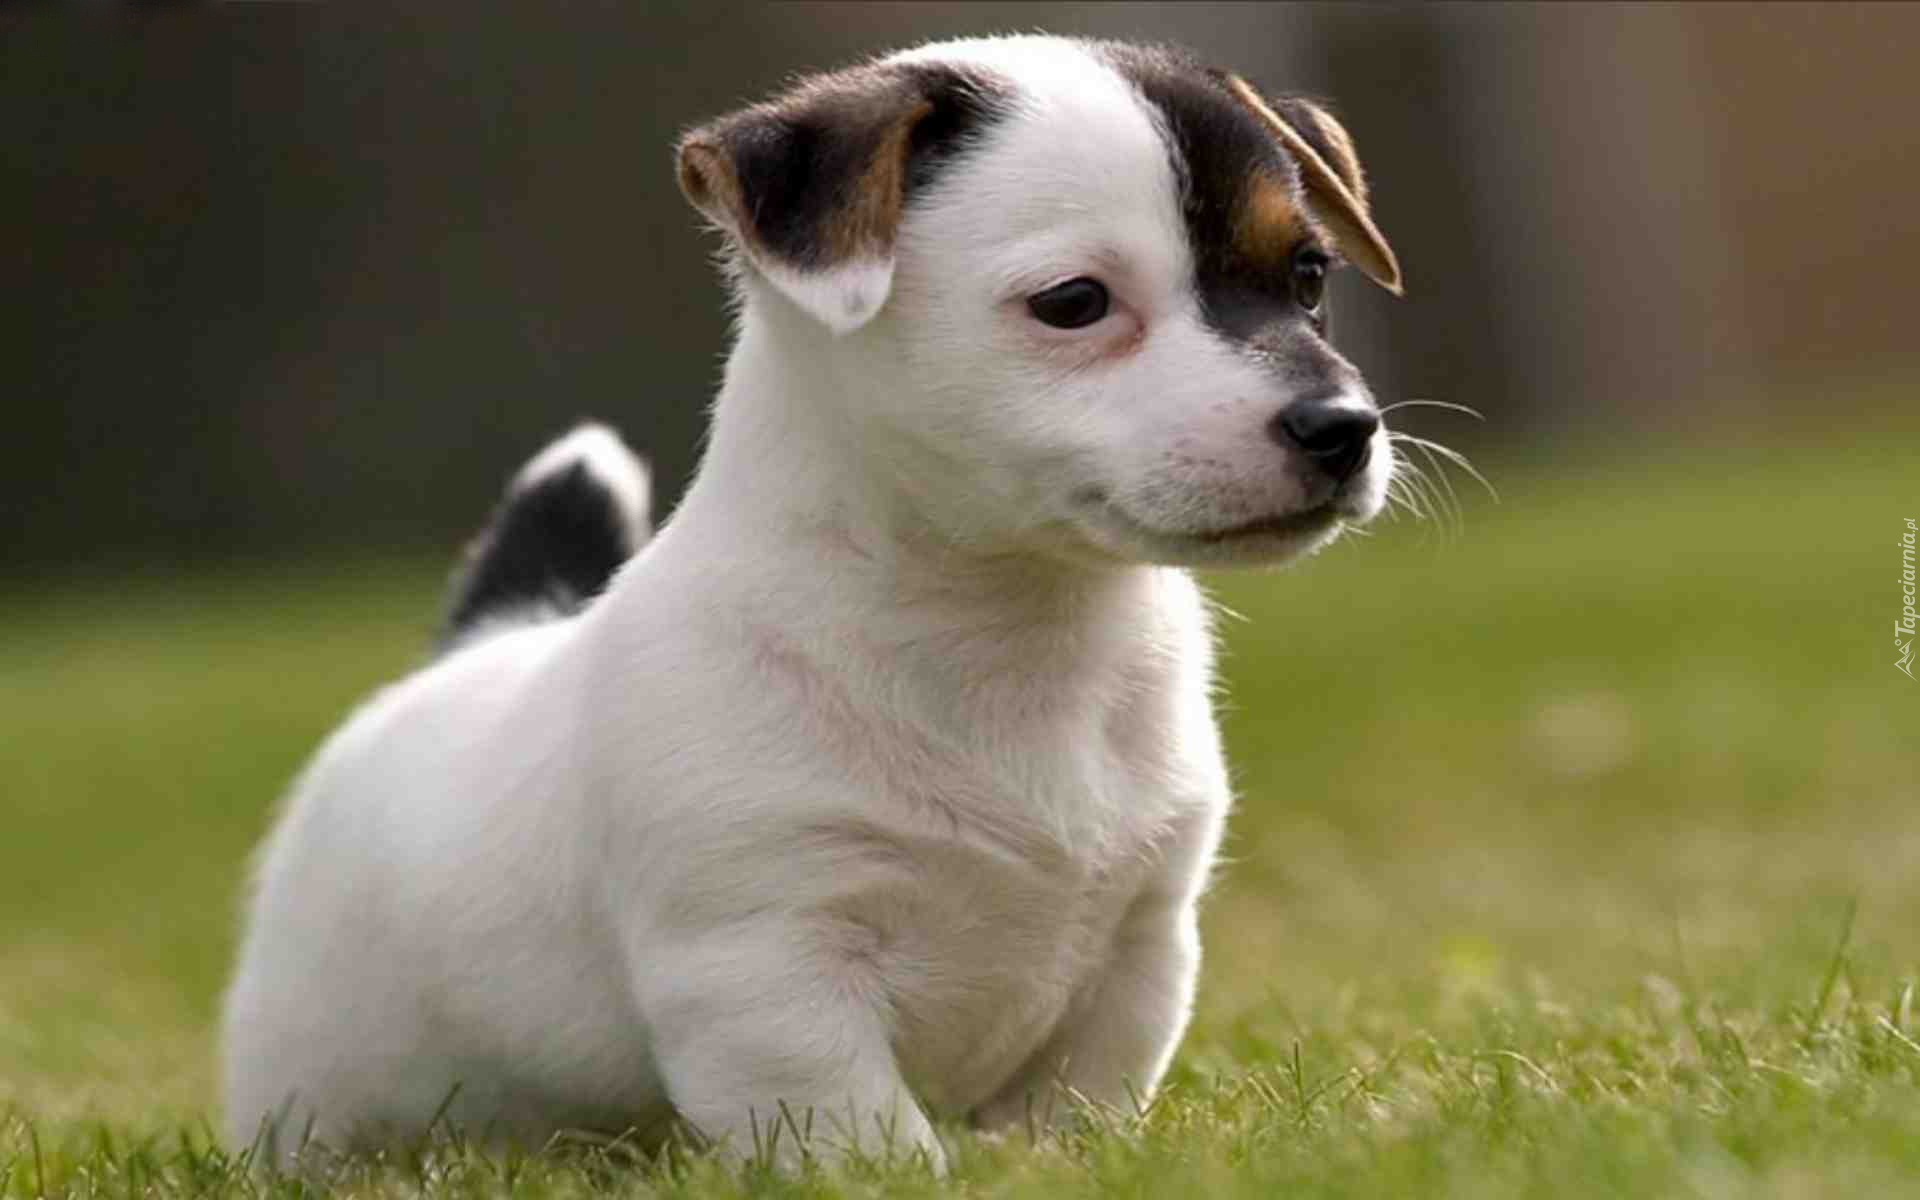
[221,34,1402,1170]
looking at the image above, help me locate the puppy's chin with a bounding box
[1070,493,1371,569]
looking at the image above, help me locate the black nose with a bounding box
[1270,401,1380,483]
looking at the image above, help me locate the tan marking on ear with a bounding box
[1224,74,1402,295]
[1236,169,1311,269]
[676,87,934,270]
[676,138,741,232]
[826,96,933,263]
[1294,101,1369,207]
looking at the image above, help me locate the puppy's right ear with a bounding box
[1223,75,1403,296]
[677,63,1003,335]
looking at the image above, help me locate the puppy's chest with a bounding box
[849,727,1189,1111]
[744,614,1212,1110]
[885,845,1155,1111]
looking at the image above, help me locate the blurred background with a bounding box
[5,1,1914,576]
[2,0,1917,1150]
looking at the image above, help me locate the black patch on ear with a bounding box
[725,91,886,271]
[709,62,1010,271]
[900,63,1005,192]
[1096,42,1324,350]
[726,116,835,270]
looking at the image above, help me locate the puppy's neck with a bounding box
[685,308,931,563]
[662,300,1167,687]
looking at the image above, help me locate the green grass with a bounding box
[1,436,1914,1196]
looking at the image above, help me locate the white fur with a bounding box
[755,254,896,336]
[221,35,1392,1171]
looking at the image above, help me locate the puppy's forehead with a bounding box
[890,36,1176,209]
[889,37,1309,309]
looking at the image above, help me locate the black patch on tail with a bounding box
[440,462,636,649]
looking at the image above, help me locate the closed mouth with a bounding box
[1080,488,1343,551]
[1187,504,1339,543]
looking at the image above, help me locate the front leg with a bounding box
[974,806,1218,1131]
[638,921,944,1172]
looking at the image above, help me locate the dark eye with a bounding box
[1292,248,1329,313]
[1026,277,1110,329]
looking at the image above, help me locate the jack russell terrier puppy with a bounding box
[222,33,1404,1171]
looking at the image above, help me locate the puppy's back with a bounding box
[224,424,663,1157]
[220,611,649,1157]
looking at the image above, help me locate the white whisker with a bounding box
[1389,431,1499,503]
[1383,445,1444,533]
[1378,398,1486,422]
[1394,435,1464,531]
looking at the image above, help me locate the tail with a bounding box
[440,423,652,651]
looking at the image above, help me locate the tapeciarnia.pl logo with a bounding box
[1899,517,1916,679]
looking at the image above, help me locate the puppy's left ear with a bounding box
[1223,75,1403,296]
[677,63,1000,334]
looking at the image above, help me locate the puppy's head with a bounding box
[679,36,1403,568]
